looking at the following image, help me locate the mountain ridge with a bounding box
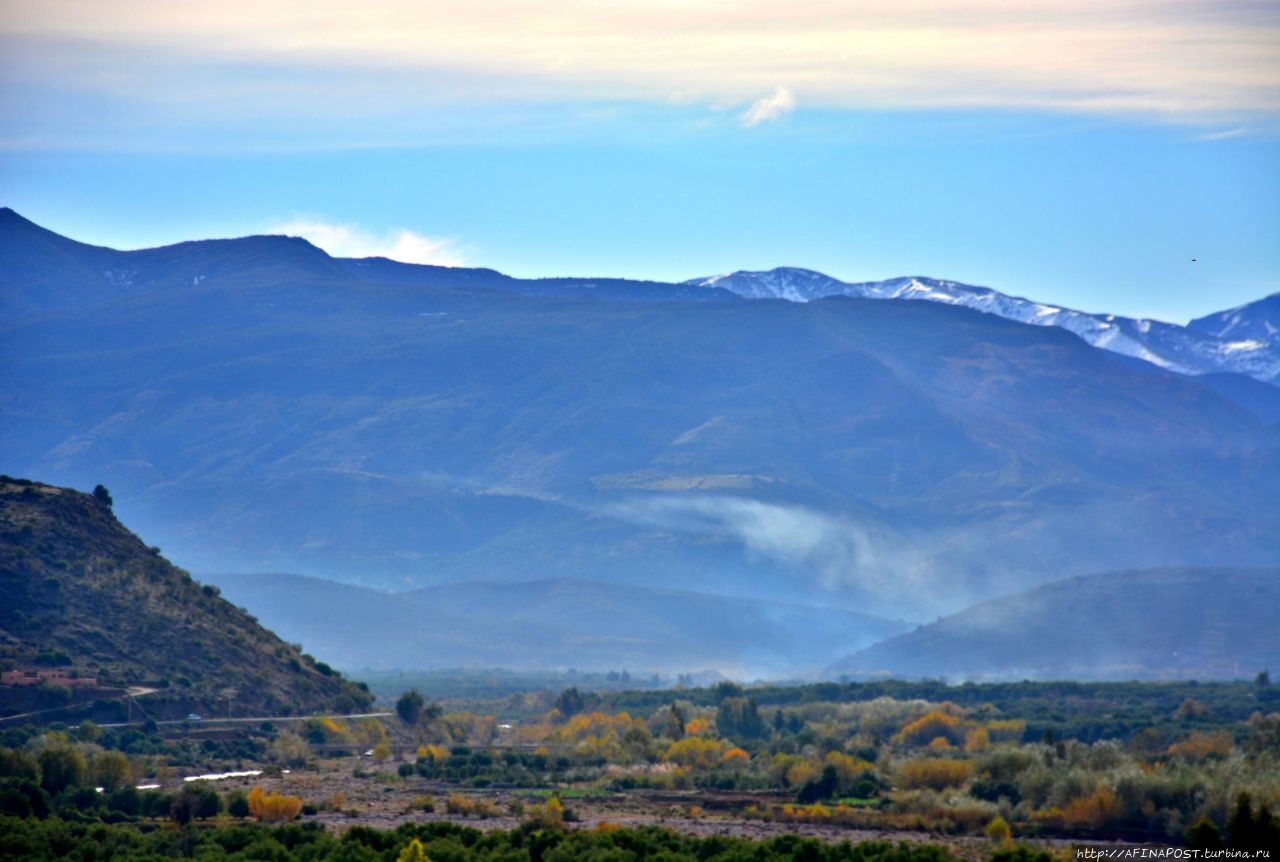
[686,267,1280,385]
[826,566,1280,682]
[4,209,1275,384]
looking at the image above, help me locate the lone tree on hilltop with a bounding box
[93,484,113,508]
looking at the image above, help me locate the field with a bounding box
[3,676,1278,858]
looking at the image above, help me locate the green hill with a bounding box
[0,477,373,720]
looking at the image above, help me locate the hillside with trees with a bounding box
[0,477,373,720]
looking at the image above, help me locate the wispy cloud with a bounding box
[270,218,467,266]
[603,494,933,602]
[741,87,796,127]
[1196,127,1248,141]
[3,0,1277,149]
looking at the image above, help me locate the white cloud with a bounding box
[3,1,1277,138]
[741,87,796,127]
[1197,127,1248,141]
[269,218,467,266]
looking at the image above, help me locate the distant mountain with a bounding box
[685,268,1280,385]
[0,477,374,719]
[826,567,1280,681]
[3,211,1278,665]
[199,573,908,676]
[1188,293,1280,343]
[0,208,731,317]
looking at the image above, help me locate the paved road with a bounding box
[101,711,393,729]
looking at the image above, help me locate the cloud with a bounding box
[1197,127,1248,141]
[3,0,1277,148]
[741,87,796,127]
[269,218,466,266]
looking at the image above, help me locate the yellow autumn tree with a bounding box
[895,710,966,746]
[665,736,723,769]
[396,837,431,862]
[247,786,303,823]
[898,758,972,790]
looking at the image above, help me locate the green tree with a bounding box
[795,764,840,804]
[397,689,426,724]
[717,696,766,740]
[268,730,310,768]
[90,751,131,792]
[0,748,40,782]
[227,788,251,818]
[1186,817,1225,850]
[37,746,86,795]
[93,484,113,508]
[555,687,585,717]
[171,784,221,824]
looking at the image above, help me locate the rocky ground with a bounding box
[179,758,1060,860]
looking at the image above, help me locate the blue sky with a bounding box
[2,1,1277,322]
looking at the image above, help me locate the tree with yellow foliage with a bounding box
[396,837,431,862]
[247,786,303,823]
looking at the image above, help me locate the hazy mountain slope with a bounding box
[827,567,1280,681]
[0,478,374,718]
[200,573,908,675]
[686,268,1280,385]
[3,214,1278,632]
[1191,372,1280,424]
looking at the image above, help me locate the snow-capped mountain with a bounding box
[687,268,1280,386]
[1188,293,1280,343]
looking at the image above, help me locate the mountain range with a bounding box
[686,268,1280,385]
[2,208,1278,676]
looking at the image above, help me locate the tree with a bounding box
[0,748,40,782]
[397,838,432,862]
[1186,817,1225,850]
[268,730,310,767]
[37,746,86,795]
[171,784,221,823]
[555,687,585,718]
[90,751,132,792]
[227,789,251,818]
[796,765,840,804]
[717,696,766,740]
[93,484,113,508]
[247,786,303,822]
[397,689,426,725]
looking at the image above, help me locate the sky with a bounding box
[1,1,1278,322]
